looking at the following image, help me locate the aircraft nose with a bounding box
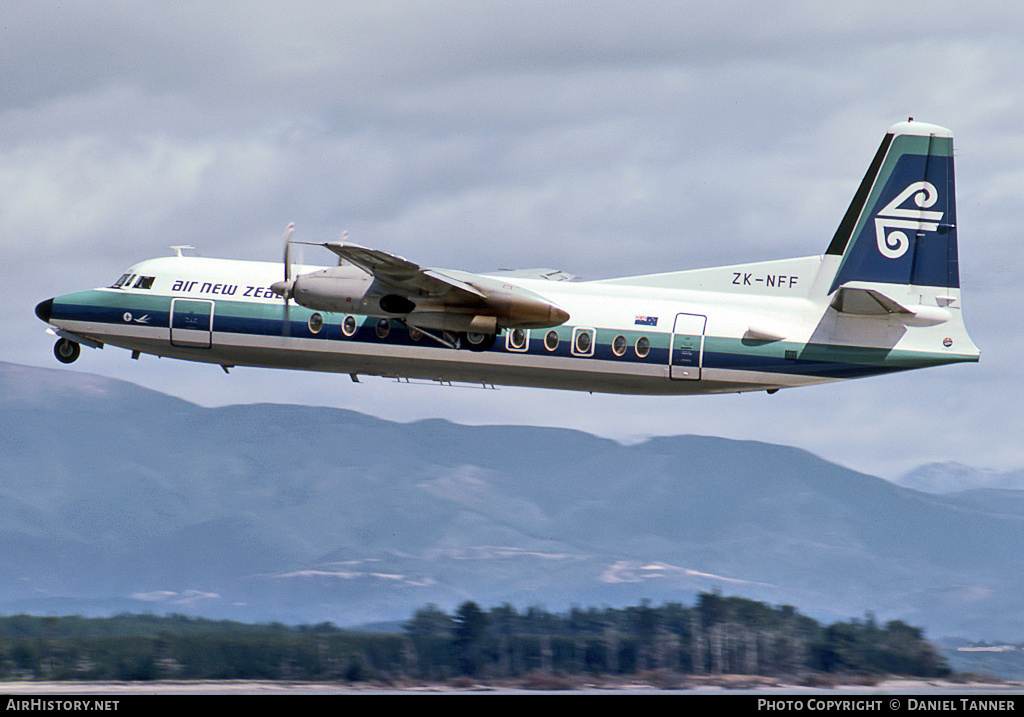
[35,298,53,323]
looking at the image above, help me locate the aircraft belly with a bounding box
[209,332,679,393]
[210,330,968,393]
[51,318,164,350]
[190,330,849,395]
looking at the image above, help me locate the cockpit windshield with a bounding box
[111,273,155,289]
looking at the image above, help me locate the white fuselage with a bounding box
[40,252,979,396]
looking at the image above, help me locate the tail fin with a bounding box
[827,121,958,294]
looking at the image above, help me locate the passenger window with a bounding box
[341,315,358,337]
[612,335,627,356]
[307,312,324,334]
[544,330,559,351]
[376,318,391,339]
[572,328,594,356]
[506,328,529,352]
[635,336,650,358]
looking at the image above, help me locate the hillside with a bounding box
[2,361,1022,639]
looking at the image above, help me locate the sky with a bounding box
[3,1,1022,482]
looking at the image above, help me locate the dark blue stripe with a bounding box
[52,297,904,380]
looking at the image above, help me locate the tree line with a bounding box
[0,594,949,682]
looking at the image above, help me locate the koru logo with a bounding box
[874,181,943,259]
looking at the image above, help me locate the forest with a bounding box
[0,593,950,683]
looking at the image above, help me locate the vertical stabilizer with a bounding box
[827,121,958,293]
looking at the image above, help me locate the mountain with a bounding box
[2,361,1023,639]
[897,462,1024,494]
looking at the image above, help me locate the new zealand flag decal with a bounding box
[635,316,658,326]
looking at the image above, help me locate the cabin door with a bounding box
[170,299,214,348]
[670,313,706,380]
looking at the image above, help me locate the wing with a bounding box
[316,241,570,331]
[488,268,576,281]
[321,242,486,301]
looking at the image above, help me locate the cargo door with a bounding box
[170,298,214,348]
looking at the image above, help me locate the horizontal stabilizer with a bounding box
[831,282,951,326]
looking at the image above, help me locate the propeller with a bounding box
[271,223,296,336]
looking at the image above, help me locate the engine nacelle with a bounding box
[278,265,570,333]
[290,266,375,313]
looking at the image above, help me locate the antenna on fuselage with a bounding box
[170,245,196,257]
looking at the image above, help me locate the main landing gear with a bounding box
[464,332,496,352]
[437,331,496,352]
[53,338,80,364]
[410,323,498,353]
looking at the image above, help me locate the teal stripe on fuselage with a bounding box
[51,289,975,383]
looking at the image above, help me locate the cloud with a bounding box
[3,2,1023,484]
[131,589,221,605]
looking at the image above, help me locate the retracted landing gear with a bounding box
[405,321,498,352]
[54,338,81,364]
[442,331,497,352]
[464,332,496,352]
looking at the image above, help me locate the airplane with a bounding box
[35,120,979,395]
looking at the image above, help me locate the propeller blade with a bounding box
[282,223,296,337]
[283,222,295,282]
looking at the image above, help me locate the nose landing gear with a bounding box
[54,338,81,364]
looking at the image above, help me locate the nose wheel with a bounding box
[54,338,81,364]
